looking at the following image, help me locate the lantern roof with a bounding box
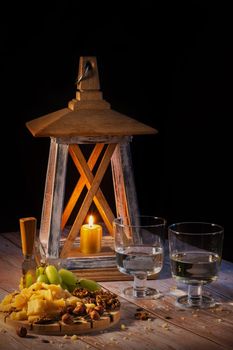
[26,57,157,138]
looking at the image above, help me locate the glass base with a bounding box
[176,294,215,309]
[123,286,161,299]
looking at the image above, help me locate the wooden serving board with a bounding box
[1,310,120,335]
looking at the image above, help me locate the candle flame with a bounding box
[88,215,94,227]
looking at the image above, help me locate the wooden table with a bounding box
[0,232,233,350]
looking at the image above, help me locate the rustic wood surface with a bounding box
[0,232,233,350]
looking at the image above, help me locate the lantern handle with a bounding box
[75,61,93,85]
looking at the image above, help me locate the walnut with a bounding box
[135,311,150,320]
[86,305,95,314]
[72,288,90,298]
[73,302,86,315]
[94,305,104,315]
[16,326,27,337]
[95,290,120,310]
[89,310,100,320]
[85,297,96,304]
[61,313,74,324]
[66,305,75,314]
[71,287,121,311]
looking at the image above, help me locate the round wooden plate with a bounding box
[2,310,121,335]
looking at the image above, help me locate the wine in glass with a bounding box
[168,222,224,308]
[113,216,166,298]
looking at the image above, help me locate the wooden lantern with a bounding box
[26,57,157,277]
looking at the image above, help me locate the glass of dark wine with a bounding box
[168,222,224,308]
[113,216,166,298]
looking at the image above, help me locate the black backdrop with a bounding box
[0,2,232,261]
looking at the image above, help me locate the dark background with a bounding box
[0,2,232,260]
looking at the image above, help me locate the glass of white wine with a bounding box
[168,222,224,308]
[113,216,166,298]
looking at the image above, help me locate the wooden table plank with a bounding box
[78,298,228,350]
[0,322,98,350]
[101,278,233,349]
[1,231,22,248]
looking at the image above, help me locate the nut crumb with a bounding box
[217,318,222,322]
[16,326,27,338]
[41,339,50,343]
[63,334,68,339]
[216,307,223,312]
[135,311,150,320]
[170,286,177,290]
[162,322,169,329]
[120,324,126,330]
[71,334,78,341]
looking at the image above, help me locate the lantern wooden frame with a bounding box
[26,57,157,279]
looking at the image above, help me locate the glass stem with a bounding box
[188,284,202,307]
[133,273,147,297]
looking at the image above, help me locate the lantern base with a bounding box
[60,235,116,270]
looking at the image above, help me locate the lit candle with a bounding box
[80,215,102,254]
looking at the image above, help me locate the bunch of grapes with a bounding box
[35,265,100,293]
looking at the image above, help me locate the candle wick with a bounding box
[89,215,94,228]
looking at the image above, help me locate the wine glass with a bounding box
[113,216,166,298]
[168,222,224,308]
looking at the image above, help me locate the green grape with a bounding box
[36,266,45,278]
[25,271,36,288]
[60,282,69,291]
[58,274,62,284]
[66,284,76,292]
[78,278,101,291]
[36,274,49,284]
[58,268,77,286]
[45,265,61,284]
